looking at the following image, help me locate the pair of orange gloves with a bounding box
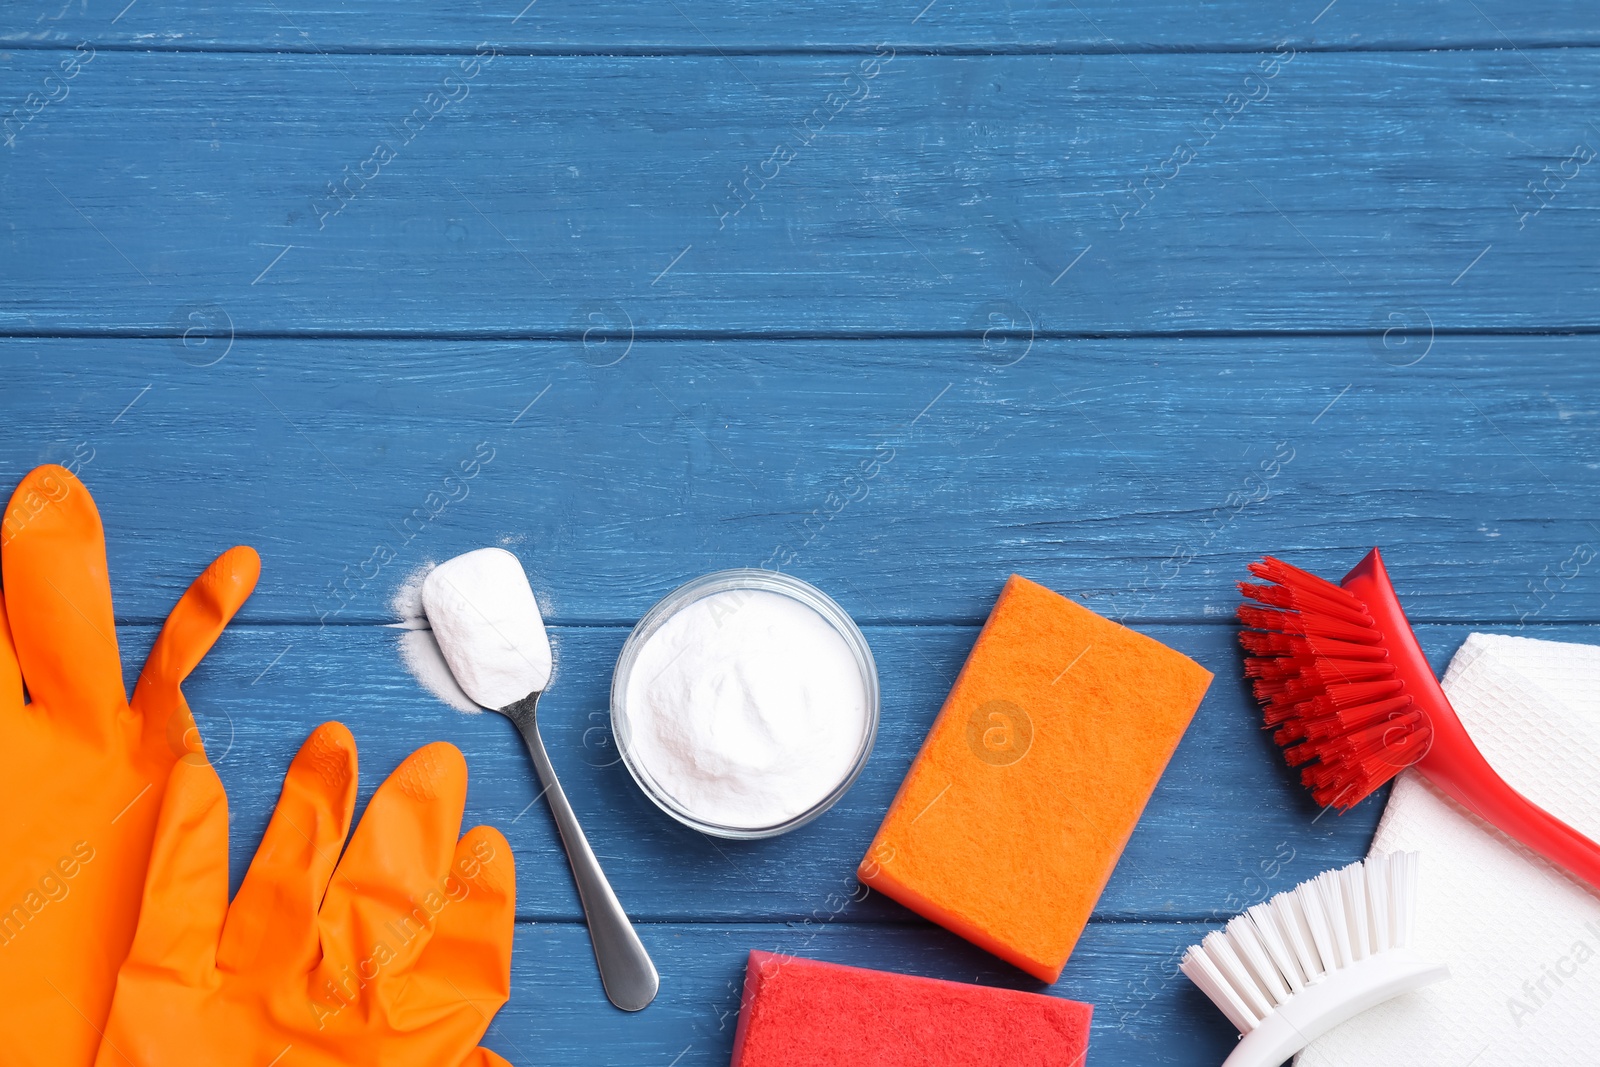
[0,466,515,1067]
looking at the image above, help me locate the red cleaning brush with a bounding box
[1239,547,1600,893]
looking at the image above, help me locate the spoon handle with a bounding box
[504,696,659,1011]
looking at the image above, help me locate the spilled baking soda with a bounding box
[390,564,479,713]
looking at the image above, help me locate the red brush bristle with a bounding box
[1238,555,1431,809]
[1237,605,1383,645]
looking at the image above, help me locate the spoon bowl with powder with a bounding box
[612,569,879,839]
[422,548,658,1012]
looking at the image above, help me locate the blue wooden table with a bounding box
[3,3,1597,1063]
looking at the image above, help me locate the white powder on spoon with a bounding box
[623,589,869,830]
[393,550,553,712]
[423,547,553,709]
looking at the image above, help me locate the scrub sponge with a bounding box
[859,574,1212,982]
[728,951,1092,1066]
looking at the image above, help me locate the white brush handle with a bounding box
[1220,949,1449,1067]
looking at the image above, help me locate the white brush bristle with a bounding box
[1179,852,1420,1034]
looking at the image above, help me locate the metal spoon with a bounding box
[423,548,658,1012]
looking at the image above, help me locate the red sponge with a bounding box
[728,950,1092,1066]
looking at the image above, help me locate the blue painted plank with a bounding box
[4,337,1596,625]
[2,8,1584,1065]
[1,0,1595,51]
[492,918,1238,1066]
[4,51,1600,333]
[105,618,1596,921]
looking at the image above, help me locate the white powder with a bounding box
[423,548,552,709]
[623,589,869,830]
[391,564,479,714]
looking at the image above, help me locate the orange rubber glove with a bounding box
[96,722,516,1067]
[0,465,258,1067]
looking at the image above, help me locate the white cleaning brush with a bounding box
[1180,851,1448,1067]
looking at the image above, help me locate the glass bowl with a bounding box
[610,569,880,840]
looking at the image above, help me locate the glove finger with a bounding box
[398,825,516,1026]
[131,544,259,755]
[123,753,230,985]
[216,722,358,975]
[460,1048,517,1067]
[0,466,123,732]
[0,590,22,715]
[317,742,469,988]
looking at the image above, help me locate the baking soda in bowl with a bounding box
[616,574,877,837]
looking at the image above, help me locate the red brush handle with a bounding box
[1345,549,1600,895]
[1420,718,1600,891]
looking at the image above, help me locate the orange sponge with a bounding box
[859,574,1212,982]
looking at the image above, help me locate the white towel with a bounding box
[1299,632,1600,1066]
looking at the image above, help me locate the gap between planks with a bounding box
[2,41,1598,57]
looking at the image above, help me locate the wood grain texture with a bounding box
[1,0,1595,51]
[487,920,1241,1067]
[5,5,1596,1061]
[4,50,1600,334]
[107,619,1598,924]
[4,337,1594,625]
